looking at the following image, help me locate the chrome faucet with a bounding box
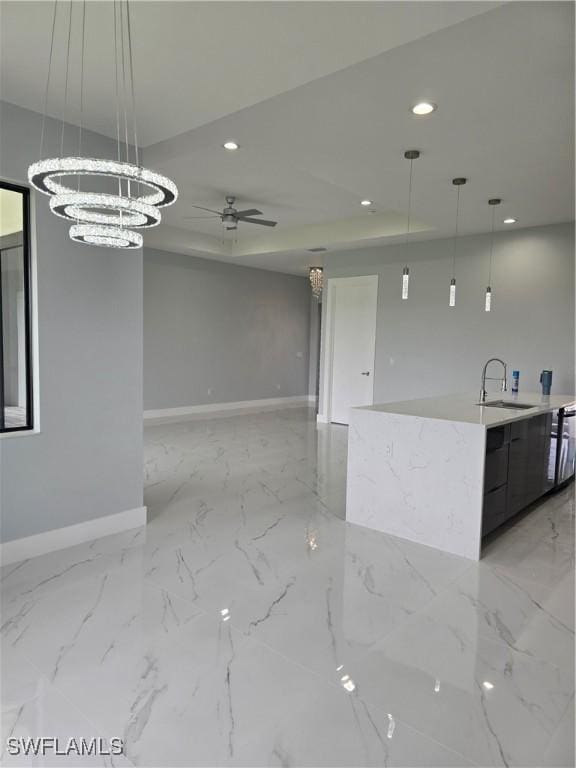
[480,358,508,403]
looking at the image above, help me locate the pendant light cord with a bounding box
[40,0,58,160]
[452,184,461,279]
[59,0,73,157]
[405,157,414,246]
[488,204,496,286]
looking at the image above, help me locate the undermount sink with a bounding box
[478,400,536,410]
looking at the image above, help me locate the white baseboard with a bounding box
[144,395,317,424]
[0,506,147,566]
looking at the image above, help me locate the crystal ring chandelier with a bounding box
[29,157,177,207]
[49,191,161,228]
[70,224,143,249]
[29,0,178,249]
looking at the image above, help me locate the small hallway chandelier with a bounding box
[28,0,178,249]
[309,267,323,300]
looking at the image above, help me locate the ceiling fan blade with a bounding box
[235,209,262,218]
[183,214,221,220]
[240,217,277,227]
[189,204,223,215]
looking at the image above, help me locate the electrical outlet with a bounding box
[276,384,281,390]
[207,388,213,396]
[296,351,303,359]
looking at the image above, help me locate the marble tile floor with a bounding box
[1,407,574,767]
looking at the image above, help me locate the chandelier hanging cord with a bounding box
[28,0,178,249]
[40,0,58,161]
[113,0,123,207]
[59,0,73,158]
[77,0,86,163]
[119,0,130,174]
[75,0,86,211]
[126,0,140,170]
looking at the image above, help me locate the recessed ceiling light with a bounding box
[223,141,239,151]
[411,102,436,116]
[361,200,373,206]
[482,681,494,690]
[503,218,517,224]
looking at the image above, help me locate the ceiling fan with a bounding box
[184,196,277,230]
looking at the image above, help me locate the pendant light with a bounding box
[401,150,420,300]
[449,177,466,307]
[28,0,178,249]
[485,198,501,311]
[309,267,323,301]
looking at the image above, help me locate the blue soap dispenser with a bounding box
[512,370,520,394]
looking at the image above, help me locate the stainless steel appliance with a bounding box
[553,405,576,487]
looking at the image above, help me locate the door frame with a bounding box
[319,275,378,424]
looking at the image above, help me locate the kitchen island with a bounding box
[346,393,575,560]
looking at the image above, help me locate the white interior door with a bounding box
[329,276,378,425]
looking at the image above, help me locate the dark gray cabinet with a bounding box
[482,413,553,537]
[507,412,552,516]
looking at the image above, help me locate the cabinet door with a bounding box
[508,413,553,515]
[526,412,552,504]
[484,445,509,493]
[508,435,529,515]
[483,485,508,536]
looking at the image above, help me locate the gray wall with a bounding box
[144,248,311,410]
[0,101,143,543]
[308,297,321,399]
[320,222,575,411]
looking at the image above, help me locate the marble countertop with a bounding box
[356,392,576,428]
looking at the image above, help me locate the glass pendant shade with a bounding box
[449,278,456,307]
[402,267,410,300]
[485,286,492,312]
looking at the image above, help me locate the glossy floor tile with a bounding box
[2,408,574,766]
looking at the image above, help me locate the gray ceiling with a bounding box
[1,1,573,274]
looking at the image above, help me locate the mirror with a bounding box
[0,181,33,432]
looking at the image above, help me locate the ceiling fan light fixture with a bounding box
[223,141,240,151]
